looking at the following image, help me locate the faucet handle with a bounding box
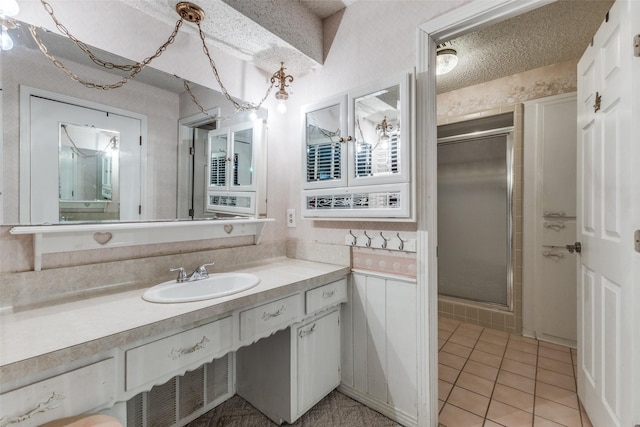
[170,267,187,283]
[196,262,215,275]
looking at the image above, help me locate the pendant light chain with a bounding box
[195,21,274,112]
[32,0,287,113]
[33,0,184,89]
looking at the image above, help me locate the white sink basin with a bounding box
[143,273,260,303]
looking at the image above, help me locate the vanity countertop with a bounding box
[0,257,350,383]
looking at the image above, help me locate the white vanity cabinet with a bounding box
[301,73,413,220]
[0,359,116,427]
[206,120,266,216]
[235,308,341,425]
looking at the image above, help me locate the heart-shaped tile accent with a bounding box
[223,224,233,234]
[93,231,113,245]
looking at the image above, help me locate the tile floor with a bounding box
[438,317,592,427]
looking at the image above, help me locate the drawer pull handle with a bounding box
[542,250,565,260]
[322,289,336,298]
[168,336,210,360]
[298,323,317,338]
[0,392,65,427]
[261,305,286,321]
[544,221,566,231]
[544,210,567,218]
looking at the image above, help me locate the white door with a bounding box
[576,1,640,426]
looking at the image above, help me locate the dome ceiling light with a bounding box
[436,48,458,76]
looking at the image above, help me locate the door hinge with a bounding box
[634,34,640,57]
[138,205,142,215]
[189,146,195,155]
[634,230,640,253]
[139,136,142,146]
[188,208,194,217]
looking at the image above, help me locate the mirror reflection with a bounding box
[2,20,267,225]
[58,124,120,222]
[305,103,342,183]
[353,84,401,178]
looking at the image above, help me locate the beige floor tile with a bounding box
[438,379,453,401]
[538,341,571,353]
[439,317,461,327]
[504,347,538,366]
[535,396,582,427]
[456,325,483,338]
[482,328,510,338]
[439,351,467,370]
[507,339,538,355]
[534,415,565,426]
[447,386,490,417]
[510,334,539,346]
[438,399,445,413]
[538,346,573,364]
[439,403,484,427]
[455,372,495,397]
[483,421,504,427]
[463,359,499,382]
[536,368,576,392]
[442,341,473,359]
[439,321,459,332]
[492,383,534,413]
[438,363,460,384]
[497,370,536,395]
[501,358,537,379]
[476,340,507,357]
[449,333,478,348]
[487,400,534,426]
[438,339,446,350]
[537,356,574,377]
[479,332,509,347]
[469,349,502,368]
[535,381,579,410]
[438,328,453,341]
[580,405,593,427]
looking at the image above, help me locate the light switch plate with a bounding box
[286,209,296,228]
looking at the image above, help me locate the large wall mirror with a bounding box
[2,20,267,225]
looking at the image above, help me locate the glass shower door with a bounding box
[437,134,513,307]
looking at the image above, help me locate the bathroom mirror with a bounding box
[353,84,401,179]
[2,20,267,225]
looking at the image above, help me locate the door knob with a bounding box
[566,242,582,254]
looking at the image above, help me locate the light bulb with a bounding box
[0,0,19,17]
[1,27,13,51]
[276,100,287,114]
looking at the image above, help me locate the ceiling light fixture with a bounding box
[376,116,393,141]
[436,48,458,75]
[29,0,292,118]
[1,24,13,50]
[271,62,293,114]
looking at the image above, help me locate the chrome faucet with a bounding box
[170,262,215,283]
[188,262,215,281]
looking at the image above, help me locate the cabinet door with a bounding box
[302,96,348,189]
[296,309,340,416]
[348,73,411,186]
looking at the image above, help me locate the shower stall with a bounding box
[437,113,514,310]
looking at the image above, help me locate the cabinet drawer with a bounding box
[126,316,232,390]
[306,278,347,314]
[240,294,302,340]
[0,359,115,427]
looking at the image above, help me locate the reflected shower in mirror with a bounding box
[58,124,120,222]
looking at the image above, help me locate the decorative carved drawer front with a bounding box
[305,278,348,314]
[125,316,232,391]
[0,359,115,427]
[239,294,303,341]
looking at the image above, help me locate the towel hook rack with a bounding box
[349,230,357,246]
[379,232,388,249]
[363,230,372,247]
[397,233,405,251]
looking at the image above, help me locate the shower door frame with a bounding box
[437,127,515,312]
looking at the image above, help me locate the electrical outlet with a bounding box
[286,209,296,228]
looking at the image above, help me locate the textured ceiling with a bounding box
[437,0,614,93]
